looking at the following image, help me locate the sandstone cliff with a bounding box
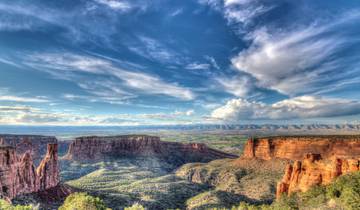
[0,144,59,200]
[242,136,360,160]
[0,135,57,162]
[276,153,360,198]
[64,135,237,165]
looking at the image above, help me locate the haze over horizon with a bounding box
[1,0,360,126]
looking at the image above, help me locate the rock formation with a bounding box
[242,136,360,160]
[276,153,360,198]
[64,135,237,165]
[0,144,59,200]
[0,135,57,162]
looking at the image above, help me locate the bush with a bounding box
[59,193,110,210]
[0,199,33,210]
[124,203,145,210]
[325,172,360,209]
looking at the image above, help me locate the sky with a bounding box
[0,0,360,126]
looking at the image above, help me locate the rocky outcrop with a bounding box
[0,144,59,200]
[64,135,237,165]
[0,135,57,162]
[242,136,360,160]
[276,154,360,198]
[37,144,59,190]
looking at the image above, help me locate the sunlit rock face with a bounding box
[276,153,360,198]
[0,135,58,162]
[64,135,238,166]
[242,136,360,160]
[0,144,59,200]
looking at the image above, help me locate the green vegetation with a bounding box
[124,203,145,210]
[179,158,287,209]
[0,200,33,210]
[159,133,248,155]
[59,193,110,210]
[207,171,360,210]
[64,158,208,209]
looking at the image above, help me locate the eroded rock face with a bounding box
[0,135,57,162]
[242,136,360,160]
[276,154,360,198]
[0,144,59,200]
[64,135,237,165]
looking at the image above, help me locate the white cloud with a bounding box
[204,56,220,70]
[185,63,211,70]
[25,52,195,100]
[0,95,49,103]
[0,106,39,112]
[94,0,132,11]
[199,0,274,26]
[0,105,197,126]
[231,12,360,96]
[216,75,253,97]
[211,96,360,121]
[170,8,184,17]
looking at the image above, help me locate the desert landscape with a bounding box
[0,132,358,209]
[1,0,360,209]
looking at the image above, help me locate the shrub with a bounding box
[124,203,145,210]
[59,193,110,210]
[0,199,33,210]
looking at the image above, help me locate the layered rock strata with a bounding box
[276,153,360,198]
[0,144,59,200]
[64,135,237,165]
[243,136,360,160]
[0,135,57,161]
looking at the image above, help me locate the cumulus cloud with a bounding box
[216,75,253,97]
[25,52,195,100]
[211,96,360,121]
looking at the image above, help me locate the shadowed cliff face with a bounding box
[276,154,360,198]
[0,144,59,200]
[63,135,238,166]
[242,136,360,160]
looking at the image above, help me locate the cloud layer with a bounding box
[211,96,360,121]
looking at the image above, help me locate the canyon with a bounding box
[0,144,59,200]
[0,133,359,209]
[64,135,238,166]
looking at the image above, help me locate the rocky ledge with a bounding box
[276,153,360,198]
[242,135,360,160]
[0,144,59,200]
[63,135,237,166]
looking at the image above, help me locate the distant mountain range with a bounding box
[0,124,359,138]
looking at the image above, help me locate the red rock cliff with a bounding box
[276,153,360,198]
[242,136,360,160]
[0,135,57,162]
[64,135,237,165]
[0,144,59,200]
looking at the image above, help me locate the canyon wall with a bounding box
[0,144,59,200]
[242,136,360,160]
[0,135,57,162]
[276,153,360,198]
[64,135,237,165]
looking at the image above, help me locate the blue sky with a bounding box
[0,0,360,125]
